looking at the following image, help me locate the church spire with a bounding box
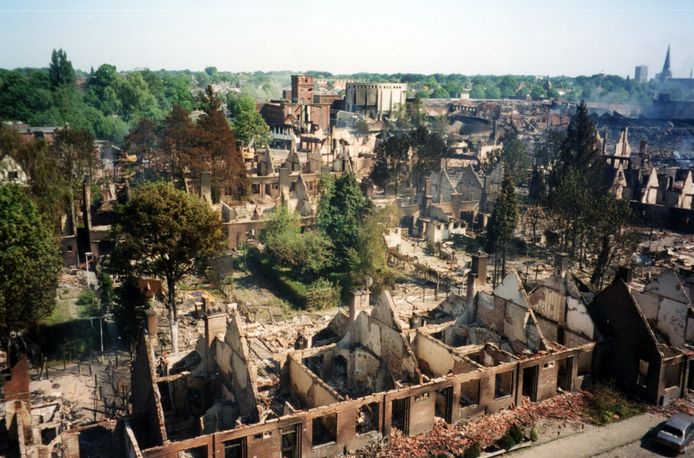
[660,44,672,81]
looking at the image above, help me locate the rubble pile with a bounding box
[652,397,694,417]
[362,391,590,457]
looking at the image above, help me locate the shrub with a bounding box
[462,443,481,458]
[530,427,538,442]
[588,383,645,425]
[497,433,516,451]
[509,424,524,443]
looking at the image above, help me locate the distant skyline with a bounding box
[2,0,694,77]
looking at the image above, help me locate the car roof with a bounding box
[666,413,694,430]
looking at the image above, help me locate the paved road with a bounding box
[510,412,681,458]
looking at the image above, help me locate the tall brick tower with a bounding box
[291,75,314,104]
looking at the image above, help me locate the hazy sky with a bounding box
[2,0,694,76]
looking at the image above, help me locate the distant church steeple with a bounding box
[660,45,672,81]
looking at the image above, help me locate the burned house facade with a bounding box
[123,254,597,457]
[589,268,694,406]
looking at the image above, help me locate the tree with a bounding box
[542,101,634,284]
[232,110,272,148]
[370,133,411,193]
[588,196,633,288]
[347,207,393,291]
[124,117,162,177]
[530,85,547,100]
[486,175,519,283]
[227,93,256,118]
[227,93,271,148]
[410,125,448,192]
[470,85,486,99]
[534,128,567,168]
[259,205,333,278]
[552,101,601,189]
[196,86,248,200]
[355,119,371,137]
[161,105,197,183]
[317,173,368,270]
[500,132,531,184]
[49,49,76,89]
[51,127,97,233]
[111,182,225,353]
[98,271,114,312]
[1,125,67,227]
[113,276,148,355]
[0,185,61,342]
[118,72,161,121]
[85,64,122,115]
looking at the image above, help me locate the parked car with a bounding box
[655,413,694,454]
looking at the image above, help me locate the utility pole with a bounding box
[85,251,93,290]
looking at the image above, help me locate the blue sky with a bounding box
[1,0,693,76]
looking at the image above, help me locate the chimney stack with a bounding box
[204,312,227,350]
[554,252,570,278]
[466,272,477,310]
[145,309,158,336]
[639,140,649,168]
[470,253,488,287]
[348,289,370,321]
[616,266,633,284]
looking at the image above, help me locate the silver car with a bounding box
[655,413,694,454]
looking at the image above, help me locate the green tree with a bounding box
[535,128,567,167]
[486,175,519,283]
[85,64,122,115]
[355,119,371,137]
[232,110,272,148]
[530,85,547,100]
[111,182,225,353]
[500,132,531,183]
[317,173,368,270]
[113,276,148,355]
[259,205,333,278]
[227,93,256,118]
[118,73,161,121]
[347,207,393,291]
[0,71,53,122]
[588,196,633,287]
[370,133,411,193]
[49,49,76,89]
[470,84,486,99]
[0,185,62,341]
[51,127,97,232]
[227,94,271,147]
[553,101,601,187]
[1,125,68,227]
[98,271,114,312]
[410,125,448,192]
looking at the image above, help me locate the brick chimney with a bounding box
[554,252,570,278]
[145,309,158,336]
[470,253,488,287]
[348,289,370,321]
[616,266,633,284]
[204,312,227,349]
[466,271,477,311]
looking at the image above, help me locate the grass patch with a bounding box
[32,318,105,360]
[248,249,341,310]
[587,383,646,425]
[44,298,74,325]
